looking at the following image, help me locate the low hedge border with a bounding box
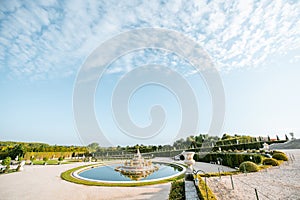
[195,175,217,200]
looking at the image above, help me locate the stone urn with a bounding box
[183,151,195,172]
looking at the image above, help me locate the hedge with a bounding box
[239,161,259,172]
[194,152,263,168]
[272,153,288,161]
[0,152,9,160]
[263,158,279,166]
[169,180,185,200]
[212,142,264,152]
[212,140,286,152]
[23,152,85,160]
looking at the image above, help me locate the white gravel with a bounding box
[206,149,300,200]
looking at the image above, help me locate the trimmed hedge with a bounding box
[194,152,263,168]
[24,152,80,160]
[239,161,259,172]
[272,153,288,161]
[212,140,286,152]
[263,158,279,166]
[213,142,263,151]
[169,180,185,200]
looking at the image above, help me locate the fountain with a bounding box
[115,149,158,180]
[70,149,186,184]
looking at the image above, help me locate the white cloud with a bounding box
[0,0,299,80]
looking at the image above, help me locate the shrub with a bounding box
[43,157,49,161]
[239,161,259,172]
[263,158,279,166]
[1,157,11,172]
[1,156,11,166]
[169,180,185,200]
[180,155,185,160]
[272,153,288,161]
[58,156,64,161]
[43,157,49,165]
[272,150,284,154]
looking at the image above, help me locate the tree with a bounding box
[151,145,157,152]
[285,134,289,141]
[289,132,294,140]
[87,143,99,152]
[267,135,271,141]
[9,144,26,160]
[276,135,280,141]
[222,133,232,140]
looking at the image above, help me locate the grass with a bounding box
[61,163,185,187]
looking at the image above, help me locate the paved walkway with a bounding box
[185,180,200,200]
[0,158,236,200]
[0,162,170,200]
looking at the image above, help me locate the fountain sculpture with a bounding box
[115,149,158,180]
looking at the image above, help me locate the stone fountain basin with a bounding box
[72,162,186,184]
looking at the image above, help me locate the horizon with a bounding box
[0,1,299,147]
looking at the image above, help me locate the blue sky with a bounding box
[0,0,299,146]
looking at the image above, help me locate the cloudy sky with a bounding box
[0,0,299,146]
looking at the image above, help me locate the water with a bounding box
[79,163,182,181]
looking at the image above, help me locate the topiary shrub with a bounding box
[272,150,284,155]
[179,155,185,160]
[43,157,49,165]
[58,156,64,165]
[263,158,279,166]
[272,153,288,161]
[239,161,259,172]
[253,154,263,164]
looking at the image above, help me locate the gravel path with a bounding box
[206,149,300,200]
